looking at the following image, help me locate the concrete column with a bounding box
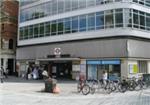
[147,61,150,74]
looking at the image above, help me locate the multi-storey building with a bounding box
[0,0,18,75]
[17,0,150,79]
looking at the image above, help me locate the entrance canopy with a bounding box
[37,58,80,61]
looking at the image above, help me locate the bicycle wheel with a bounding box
[82,84,90,95]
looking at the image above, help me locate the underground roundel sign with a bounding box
[54,48,61,55]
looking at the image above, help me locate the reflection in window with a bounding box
[139,11,145,29]
[39,23,44,37]
[124,9,132,27]
[146,14,150,30]
[34,24,39,38]
[115,9,123,27]
[72,0,78,10]
[45,22,51,36]
[58,0,64,13]
[79,15,87,32]
[51,21,57,35]
[133,10,139,28]
[88,13,95,30]
[65,0,71,11]
[105,10,114,28]
[58,19,64,35]
[65,18,71,33]
[52,0,57,15]
[29,25,33,38]
[79,0,86,8]
[96,12,104,29]
[72,16,79,33]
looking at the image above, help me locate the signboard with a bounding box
[129,64,138,74]
[54,48,61,56]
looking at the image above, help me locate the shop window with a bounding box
[139,61,147,73]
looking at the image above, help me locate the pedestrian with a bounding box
[102,71,108,85]
[0,67,4,83]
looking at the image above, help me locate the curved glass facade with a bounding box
[19,8,150,40]
[20,0,150,23]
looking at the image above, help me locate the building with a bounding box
[17,0,150,80]
[0,0,18,75]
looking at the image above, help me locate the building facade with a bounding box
[17,0,150,79]
[0,0,18,75]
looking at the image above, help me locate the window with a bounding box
[72,16,79,33]
[24,27,29,39]
[45,22,51,36]
[115,9,123,27]
[133,10,139,28]
[79,15,87,32]
[65,0,71,11]
[146,13,150,30]
[52,0,57,15]
[105,10,114,28]
[58,19,64,35]
[124,9,132,27]
[72,0,78,10]
[88,13,95,30]
[19,28,24,40]
[34,24,39,38]
[79,0,86,8]
[96,0,103,5]
[45,3,51,16]
[9,39,13,49]
[96,12,104,29]
[29,25,33,38]
[2,24,4,30]
[65,18,71,33]
[51,21,57,35]
[87,0,95,7]
[139,11,145,29]
[58,0,64,13]
[39,23,44,37]
[139,61,147,73]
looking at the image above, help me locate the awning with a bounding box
[37,58,81,61]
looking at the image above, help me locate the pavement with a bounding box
[0,76,150,105]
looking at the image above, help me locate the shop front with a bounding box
[87,59,121,80]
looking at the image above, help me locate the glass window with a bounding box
[96,0,103,5]
[58,19,64,35]
[45,22,51,36]
[145,0,150,7]
[87,0,95,7]
[65,0,71,11]
[79,15,87,32]
[19,28,24,40]
[29,25,33,38]
[79,0,86,8]
[72,0,78,10]
[20,10,25,22]
[146,14,150,30]
[52,0,57,15]
[72,16,79,33]
[45,2,51,16]
[58,0,64,13]
[139,11,145,29]
[34,24,39,38]
[34,6,40,19]
[65,18,71,33]
[115,9,123,27]
[133,10,139,28]
[51,21,57,35]
[105,10,114,28]
[88,13,95,30]
[124,9,132,27]
[24,26,29,39]
[39,4,45,17]
[39,23,44,37]
[96,12,104,29]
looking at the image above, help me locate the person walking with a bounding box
[102,71,108,85]
[0,67,4,83]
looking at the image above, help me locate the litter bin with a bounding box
[45,78,57,93]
